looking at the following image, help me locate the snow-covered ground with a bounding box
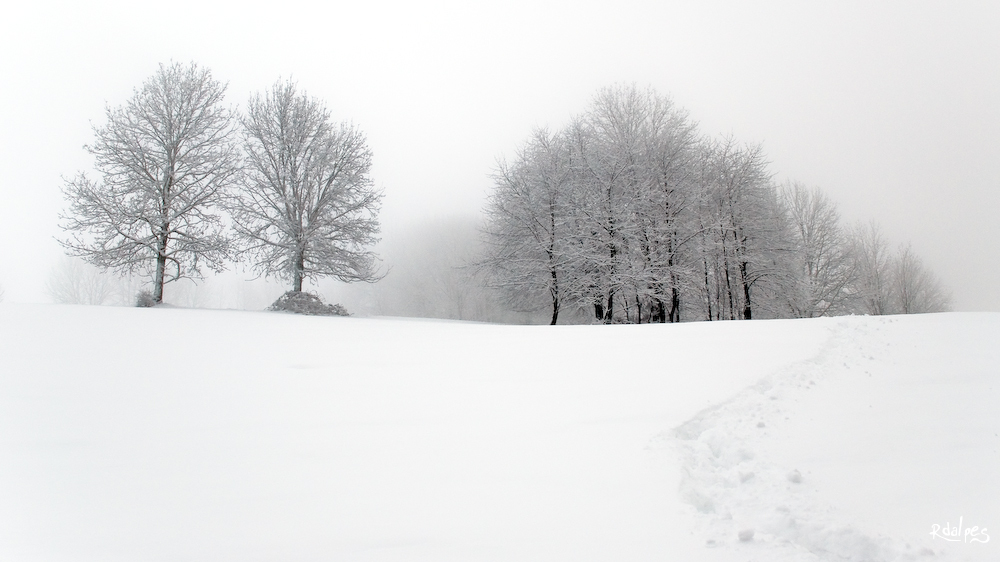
[0,304,996,561]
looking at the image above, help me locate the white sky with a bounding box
[2,0,998,310]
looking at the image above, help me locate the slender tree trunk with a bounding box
[740,261,752,320]
[549,268,560,325]
[547,237,559,324]
[154,171,172,304]
[667,254,680,323]
[703,257,713,321]
[733,230,752,320]
[670,285,681,323]
[723,256,735,320]
[605,241,616,324]
[153,233,168,303]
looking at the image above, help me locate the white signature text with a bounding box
[930,517,989,544]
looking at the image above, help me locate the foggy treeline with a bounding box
[479,85,950,324]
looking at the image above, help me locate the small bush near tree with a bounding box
[135,290,157,307]
[267,291,349,316]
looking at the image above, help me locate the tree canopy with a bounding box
[59,62,237,303]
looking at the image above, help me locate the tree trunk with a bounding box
[670,286,681,323]
[651,298,665,323]
[668,266,681,323]
[740,261,752,320]
[723,257,735,320]
[549,280,560,326]
[703,257,713,321]
[548,245,559,325]
[153,235,167,303]
[293,250,305,292]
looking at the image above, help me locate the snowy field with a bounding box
[0,304,996,562]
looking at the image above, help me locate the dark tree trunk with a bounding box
[548,245,559,325]
[548,208,560,325]
[703,257,713,321]
[549,283,560,326]
[669,286,681,323]
[651,297,666,323]
[724,257,735,320]
[668,265,681,323]
[740,261,752,320]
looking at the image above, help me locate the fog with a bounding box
[2,0,998,311]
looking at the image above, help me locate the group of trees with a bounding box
[60,62,381,304]
[57,69,948,321]
[481,85,949,324]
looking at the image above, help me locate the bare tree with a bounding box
[557,85,701,324]
[483,85,794,324]
[579,85,700,323]
[45,256,117,305]
[780,182,856,317]
[59,62,237,304]
[481,128,573,324]
[849,221,894,315]
[231,79,382,291]
[696,136,782,320]
[891,244,951,313]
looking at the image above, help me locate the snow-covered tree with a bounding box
[59,62,238,304]
[573,85,700,323]
[481,84,954,324]
[849,221,894,315]
[485,86,788,324]
[780,182,857,317]
[481,128,573,324]
[231,79,382,291]
[696,136,784,320]
[890,244,951,313]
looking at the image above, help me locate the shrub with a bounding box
[135,290,156,307]
[267,291,349,316]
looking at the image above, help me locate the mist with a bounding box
[1,0,998,312]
